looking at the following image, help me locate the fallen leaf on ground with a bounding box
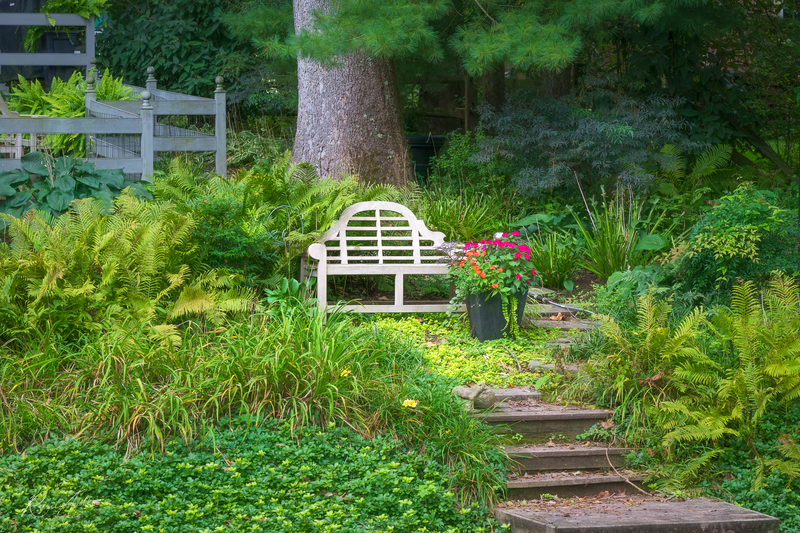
[549,313,565,321]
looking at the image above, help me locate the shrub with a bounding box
[680,183,800,294]
[0,193,255,344]
[429,129,508,193]
[475,77,702,195]
[152,155,400,285]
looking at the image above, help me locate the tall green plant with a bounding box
[568,290,706,441]
[570,189,670,280]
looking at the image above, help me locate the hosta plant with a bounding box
[0,151,149,224]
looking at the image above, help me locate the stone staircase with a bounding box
[477,389,780,532]
[464,294,781,532]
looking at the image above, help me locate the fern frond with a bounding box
[688,144,732,181]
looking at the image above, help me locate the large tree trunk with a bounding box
[480,66,506,112]
[292,0,412,186]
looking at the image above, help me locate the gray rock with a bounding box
[452,382,495,411]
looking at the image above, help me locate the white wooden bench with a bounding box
[302,201,463,313]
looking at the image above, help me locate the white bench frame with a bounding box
[304,201,463,313]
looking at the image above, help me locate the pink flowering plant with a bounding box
[449,231,538,301]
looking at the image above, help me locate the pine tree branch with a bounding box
[473,0,498,24]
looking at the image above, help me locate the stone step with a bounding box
[528,304,572,317]
[490,387,541,404]
[504,444,632,473]
[475,403,611,442]
[506,472,645,499]
[530,318,599,332]
[495,496,780,533]
[527,360,579,374]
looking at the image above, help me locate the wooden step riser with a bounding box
[508,452,627,474]
[506,479,645,500]
[490,418,606,442]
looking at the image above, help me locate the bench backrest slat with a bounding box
[309,201,447,266]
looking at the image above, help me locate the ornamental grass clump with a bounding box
[450,232,537,334]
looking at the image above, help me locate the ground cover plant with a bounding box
[373,314,561,389]
[0,421,502,533]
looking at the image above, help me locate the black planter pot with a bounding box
[466,290,527,342]
[406,134,446,182]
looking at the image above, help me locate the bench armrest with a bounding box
[307,243,327,261]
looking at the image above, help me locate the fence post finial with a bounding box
[146,67,157,92]
[88,56,97,81]
[141,90,152,109]
[86,75,96,93]
[215,76,224,93]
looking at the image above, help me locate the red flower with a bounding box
[491,283,499,289]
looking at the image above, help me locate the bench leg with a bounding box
[317,262,328,310]
[395,273,404,307]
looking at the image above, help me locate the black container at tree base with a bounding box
[406,134,447,182]
[466,290,527,342]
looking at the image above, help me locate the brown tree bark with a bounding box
[291,0,412,186]
[480,66,506,112]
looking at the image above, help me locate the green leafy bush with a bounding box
[97,0,260,98]
[0,422,499,533]
[430,130,508,193]
[680,183,800,293]
[0,193,254,343]
[476,78,703,195]
[153,155,403,286]
[655,277,800,487]
[0,152,149,221]
[568,289,706,442]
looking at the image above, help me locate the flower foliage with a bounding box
[450,232,537,299]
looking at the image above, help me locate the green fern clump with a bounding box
[567,289,706,442]
[654,276,800,486]
[0,192,257,345]
[152,154,400,286]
